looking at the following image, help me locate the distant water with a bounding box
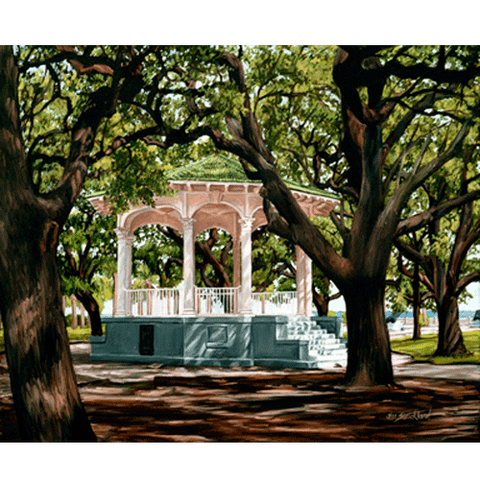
[334,310,477,319]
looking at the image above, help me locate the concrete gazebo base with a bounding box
[90,314,347,369]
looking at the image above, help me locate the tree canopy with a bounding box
[2,45,480,440]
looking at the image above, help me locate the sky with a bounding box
[329,283,480,312]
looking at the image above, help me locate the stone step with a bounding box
[310,342,346,351]
[309,354,347,365]
[309,344,347,355]
[307,335,340,344]
[285,317,347,366]
[311,350,347,358]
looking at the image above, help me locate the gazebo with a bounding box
[89,154,348,368]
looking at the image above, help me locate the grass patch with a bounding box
[66,327,95,342]
[391,330,480,365]
[0,327,95,352]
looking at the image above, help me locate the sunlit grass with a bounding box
[391,330,480,365]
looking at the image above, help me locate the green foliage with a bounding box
[251,229,295,292]
[14,45,480,328]
[64,314,86,328]
[133,225,183,288]
[105,141,174,214]
[56,196,117,311]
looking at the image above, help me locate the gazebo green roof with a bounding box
[166,154,338,199]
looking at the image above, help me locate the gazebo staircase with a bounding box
[281,316,348,368]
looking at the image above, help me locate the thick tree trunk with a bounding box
[412,262,422,340]
[0,211,96,441]
[0,45,96,441]
[343,281,394,386]
[413,304,422,340]
[312,287,328,316]
[435,295,467,356]
[429,258,467,356]
[75,289,103,336]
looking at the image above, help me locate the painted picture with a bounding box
[0,44,478,469]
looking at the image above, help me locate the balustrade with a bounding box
[126,288,181,317]
[251,291,297,315]
[195,287,239,315]
[124,287,299,317]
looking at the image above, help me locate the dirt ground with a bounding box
[0,343,479,442]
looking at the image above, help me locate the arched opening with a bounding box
[194,227,238,315]
[195,227,234,288]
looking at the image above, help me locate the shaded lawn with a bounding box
[1,368,479,442]
[1,330,479,442]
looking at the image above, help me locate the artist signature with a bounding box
[387,410,432,422]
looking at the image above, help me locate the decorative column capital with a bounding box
[239,216,254,231]
[115,227,135,245]
[182,217,196,233]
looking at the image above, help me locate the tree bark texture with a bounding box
[412,262,422,340]
[343,281,394,386]
[63,238,104,337]
[0,211,96,441]
[0,46,112,440]
[435,295,466,356]
[200,49,401,386]
[75,289,103,336]
[312,287,329,317]
[395,198,477,356]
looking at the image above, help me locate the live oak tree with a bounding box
[394,147,480,356]
[0,47,107,440]
[0,45,148,440]
[385,236,436,340]
[59,45,480,386]
[3,46,480,445]
[118,45,480,385]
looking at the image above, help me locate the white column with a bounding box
[296,246,312,316]
[305,251,313,317]
[182,217,196,315]
[71,295,77,329]
[115,227,135,317]
[239,217,253,315]
[296,246,306,316]
[233,225,241,288]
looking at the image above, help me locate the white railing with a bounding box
[195,287,239,315]
[251,291,297,315]
[125,287,296,317]
[127,288,181,317]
